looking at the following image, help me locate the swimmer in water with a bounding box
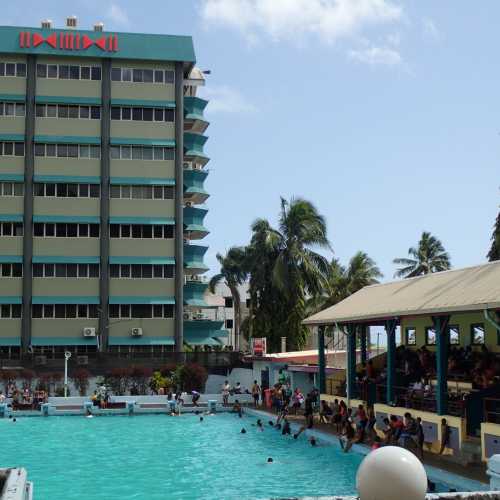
[241,428,247,434]
[309,436,317,447]
[86,409,93,418]
[267,457,273,463]
[200,416,204,422]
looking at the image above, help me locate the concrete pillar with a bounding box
[346,324,357,401]
[318,326,326,394]
[433,315,450,415]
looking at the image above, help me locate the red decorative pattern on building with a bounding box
[18,31,119,52]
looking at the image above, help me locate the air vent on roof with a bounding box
[94,22,104,32]
[41,19,53,29]
[66,16,78,28]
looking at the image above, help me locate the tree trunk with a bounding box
[229,284,241,352]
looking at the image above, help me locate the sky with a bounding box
[3,0,499,281]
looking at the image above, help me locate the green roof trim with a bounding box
[110,177,175,186]
[0,173,23,182]
[34,135,101,145]
[0,296,22,304]
[184,224,209,234]
[0,94,25,102]
[185,336,221,346]
[34,175,100,184]
[0,255,22,263]
[0,337,21,346]
[0,26,195,63]
[110,137,175,147]
[109,337,175,346]
[109,256,175,265]
[0,214,23,222]
[36,95,101,105]
[31,337,97,346]
[109,216,174,225]
[32,296,100,304]
[33,215,100,224]
[184,97,208,121]
[32,256,100,264]
[111,99,175,108]
[109,296,175,305]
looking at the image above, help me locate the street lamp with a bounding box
[64,351,71,397]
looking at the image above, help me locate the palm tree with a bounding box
[208,247,247,350]
[252,197,331,350]
[487,212,500,262]
[393,231,451,278]
[307,252,382,314]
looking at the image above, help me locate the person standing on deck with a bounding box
[222,380,230,406]
[251,380,260,408]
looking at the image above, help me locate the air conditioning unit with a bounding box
[77,355,89,366]
[183,312,190,320]
[131,328,143,337]
[35,355,47,366]
[83,327,96,337]
[185,202,193,207]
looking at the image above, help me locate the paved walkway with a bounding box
[251,404,488,485]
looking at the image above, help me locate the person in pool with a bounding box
[282,418,291,436]
[232,400,242,418]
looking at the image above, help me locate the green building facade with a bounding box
[0,20,225,359]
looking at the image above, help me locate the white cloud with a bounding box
[422,18,441,42]
[200,0,402,45]
[107,3,130,27]
[348,45,402,66]
[199,85,258,114]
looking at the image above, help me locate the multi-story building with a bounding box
[0,18,226,360]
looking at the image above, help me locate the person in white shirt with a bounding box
[222,381,230,406]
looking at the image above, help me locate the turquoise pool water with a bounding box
[0,413,479,499]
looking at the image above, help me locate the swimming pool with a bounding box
[0,412,487,499]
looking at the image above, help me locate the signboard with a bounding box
[19,31,118,52]
[252,338,267,356]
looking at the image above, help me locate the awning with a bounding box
[109,256,174,265]
[31,337,97,346]
[0,337,21,346]
[0,255,22,263]
[33,215,100,224]
[109,296,175,305]
[33,256,99,264]
[109,216,174,225]
[0,296,22,304]
[185,336,223,346]
[108,337,174,346]
[110,177,175,186]
[32,296,99,305]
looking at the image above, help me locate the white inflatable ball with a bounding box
[356,446,427,500]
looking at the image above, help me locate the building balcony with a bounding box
[184,96,209,134]
[183,205,209,240]
[183,243,209,275]
[184,167,209,204]
[184,132,209,166]
[184,280,208,308]
[184,319,228,346]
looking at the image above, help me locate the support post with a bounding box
[346,324,357,403]
[360,324,367,364]
[174,62,185,353]
[385,319,398,405]
[318,326,326,394]
[433,315,450,415]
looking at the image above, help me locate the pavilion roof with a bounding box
[303,261,500,326]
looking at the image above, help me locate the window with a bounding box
[226,319,234,329]
[0,304,22,318]
[34,143,100,159]
[32,304,98,319]
[110,106,174,122]
[471,323,485,345]
[0,142,24,157]
[111,67,174,85]
[110,145,174,161]
[0,182,23,197]
[34,182,100,198]
[110,263,174,278]
[425,327,436,345]
[0,62,26,77]
[109,304,173,318]
[35,104,101,120]
[0,263,23,277]
[448,325,460,345]
[224,297,233,308]
[109,224,173,239]
[0,101,25,117]
[33,223,99,238]
[1,222,23,237]
[35,64,101,81]
[405,327,416,346]
[33,263,99,278]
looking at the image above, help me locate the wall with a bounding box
[401,311,498,351]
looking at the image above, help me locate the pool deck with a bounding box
[244,406,490,492]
